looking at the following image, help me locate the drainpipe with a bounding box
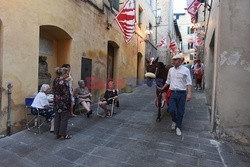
[6,83,13,136]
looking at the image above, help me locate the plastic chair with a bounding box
[96,97,119,117]
[25,98,46,134]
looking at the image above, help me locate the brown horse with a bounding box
[145,57,172,122]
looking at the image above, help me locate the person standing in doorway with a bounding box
[160,54,192,136]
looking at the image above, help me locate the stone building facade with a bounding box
[156,0,175,64]
[203,0,250,144]
[0,0,158,134]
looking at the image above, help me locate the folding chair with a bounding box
[96,97,119,117]
[25,98,46,134]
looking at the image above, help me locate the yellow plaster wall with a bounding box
[0,0,155,133]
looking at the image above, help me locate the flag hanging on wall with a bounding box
[157,37,167,47]
[115,0,136,43]
[191,15,197,23]
[187,0,202,16]
[195,37,203,46]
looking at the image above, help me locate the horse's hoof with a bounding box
[156,118,161,122]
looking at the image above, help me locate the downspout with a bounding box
[6,83,13,136]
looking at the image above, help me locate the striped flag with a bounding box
[169,40,177,51]
[195,37,203,46]
[187,0,202,16]
[157,37,167,47]
[115,0,136,43]
[191,15,196,23]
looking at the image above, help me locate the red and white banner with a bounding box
[195,37,203,46]
[187,0,202,16]
[191,15,196,23]
[115,0,136,43]
[169,40,177,52]
[157,37,167,47]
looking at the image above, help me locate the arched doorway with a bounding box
[39,25,72,89]
[137,52,143,85]
[107,41,119,80]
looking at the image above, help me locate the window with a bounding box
[191,28,194,34]
[188,43,193,50]
[190,54,193,60]
[112,0,120,11]
[138,7,143,28]
[187,27,190,34]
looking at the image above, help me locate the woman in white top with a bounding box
[31,84,55,132]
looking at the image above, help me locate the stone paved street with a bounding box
[0,85,249,167]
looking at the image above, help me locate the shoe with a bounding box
[62,134,72,140]
[176,128,182,136]
[50,130,54,133]
[116,101,120,107]
[106,110,111,117]
[86,110,93,118]
[171,122,176,130]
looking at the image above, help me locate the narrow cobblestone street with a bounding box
[0,85,249,167]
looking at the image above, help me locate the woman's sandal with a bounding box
[86,110,93,118]
[106,110,111,117]
[62,134,72,139]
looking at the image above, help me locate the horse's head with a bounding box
[145,57,158,87]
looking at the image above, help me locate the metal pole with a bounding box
[6,83,13,136]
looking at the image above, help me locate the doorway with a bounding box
[81,58,92,83]
[206,32,215,106]
[137,52,143,85]
[107,41,119,80]
[39,25,72,89]
[107,44,114,80]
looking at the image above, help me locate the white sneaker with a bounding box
[176,128,182,136]
[171,122,176,130]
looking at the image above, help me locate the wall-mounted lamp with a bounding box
[155,16,162,26]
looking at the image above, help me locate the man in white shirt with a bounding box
[160,54,192,136]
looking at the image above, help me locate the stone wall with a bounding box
[204,0,250,144]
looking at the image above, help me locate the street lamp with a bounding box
[156,16,161,26]
[155,15,161,44]
[155,0,161,44]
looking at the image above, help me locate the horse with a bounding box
[145,57,173,122]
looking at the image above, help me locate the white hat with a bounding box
[172,54,182,59]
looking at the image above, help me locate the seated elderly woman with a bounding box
[98,81,118,117]
[31,84,55,132]
[74,80,92,118]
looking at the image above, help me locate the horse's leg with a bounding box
[156,90,161,122]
